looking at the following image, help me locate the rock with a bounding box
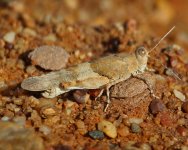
[29,45,70,70]
[40,107,57,118]
[98,120,117,138]
[157,112,173,127]
[43,34,57,42]
[128,118,143,124]
[73,90,90,104]
[149,99,165,114]
[117,126,129,137]
[0,121,44,150]
[131,123,141,133]
[26,65,37,74]
[39,125,51,135]
[176,126,187,136]
[173,89,186,102]
[63,100,76,115]
[13,98,24,106]
[3,31,16,43]
[1,116,10,121]
[88,130,104,140]
[182,102,188,113]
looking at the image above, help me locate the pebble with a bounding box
[63,100,76,115]
[149,99,165,114]
[1,116,10,121]
[173,89,186,102]
[182,102,188,113]
[158,112,173,127]
[26,65,37,74]
[73,90,90,103]
[29,45,70,70]
[88,130,104,140]
[27,96,40,108]
[128,118,143,124]
[23,28,37,37]
[3,31,16,43]
[98,120,117,138]
[39,125,51,135]
[131,123,141,133]
[13,98,24,105]
[41,107,56,118]
[117,126,129,137]
[176,126,187,136]
[43,34,57,42]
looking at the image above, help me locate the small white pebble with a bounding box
[98,120,117,138]
[39,125,51,135]
[1,116,10,121]
[3,31,16,43]
[23,28,37,37]
[43,34,57,42]
[173,89,186,102]
[128,118,143,124]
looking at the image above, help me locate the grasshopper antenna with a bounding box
[148,26,181,80]
[149,26,175,53]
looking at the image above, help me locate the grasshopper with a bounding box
[21,26,175,111]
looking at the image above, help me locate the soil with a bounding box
[0,0,188,150]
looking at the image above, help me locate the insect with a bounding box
[21,26,175,111]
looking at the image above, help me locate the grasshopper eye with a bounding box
[136,47,147,56]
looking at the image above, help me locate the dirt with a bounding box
[0,0,188,150]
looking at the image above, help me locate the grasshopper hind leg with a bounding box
[104,85,111,112]
[94,89,104,101]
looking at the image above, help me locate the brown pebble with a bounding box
[176,126,187,136]
[73,90,90,103]
[4,42,14,50]
[41,107,56,118]
[29,45,70,70]
[182,102,188,113]
[149,99,165,114]
[158,112,173,127]
[117,126,129,137]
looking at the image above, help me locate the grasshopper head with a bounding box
[135,46,148,71]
